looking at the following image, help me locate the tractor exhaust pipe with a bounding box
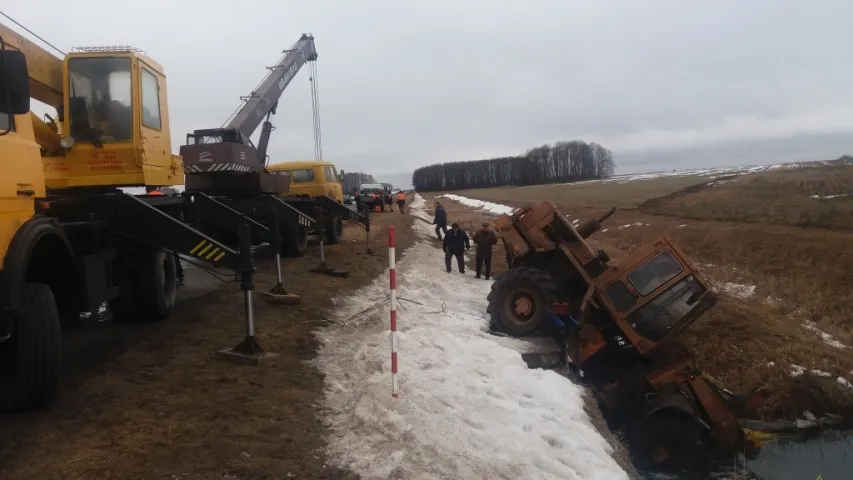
[576,207,616,239]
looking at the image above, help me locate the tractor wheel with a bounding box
[637,410,706,471]
[0,283,62,412]
[281,222,309,257]
[325,215,344,245]
[488,266,559,336]
[110,247,177,322]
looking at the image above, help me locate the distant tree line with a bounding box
[341,171,376,194]
[412,140,615,192]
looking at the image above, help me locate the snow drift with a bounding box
[315,194,627,480]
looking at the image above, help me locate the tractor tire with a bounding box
[281,222,309,257]
[487,266,559,337]
[0,283,62,412]
[110,247,177,322]
[325,215,344,245]
[635,410,706,472]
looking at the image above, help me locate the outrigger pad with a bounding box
[215,336,279,366]
[261,284,302,304]
[310,265,349,277]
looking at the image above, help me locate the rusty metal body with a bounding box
[489,201,763,464]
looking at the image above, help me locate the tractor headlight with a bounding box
[59,136,75,149]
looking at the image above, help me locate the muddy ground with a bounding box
[0,210,415,480]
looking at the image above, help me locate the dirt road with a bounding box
[0,211,415,480]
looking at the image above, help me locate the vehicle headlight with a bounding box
[59,136,75,149]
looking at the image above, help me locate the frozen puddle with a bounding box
[315,194,627,480]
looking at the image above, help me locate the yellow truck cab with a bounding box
[266,161,344,203]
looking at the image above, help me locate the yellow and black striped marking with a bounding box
[189,239,227,263]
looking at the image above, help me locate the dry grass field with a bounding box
[433,158,853,421]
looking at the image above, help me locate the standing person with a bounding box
[443,222,470,274]
[472,222,498,280]
[433,201,448,239]
[396,191,406,214]
[371,191,380,212]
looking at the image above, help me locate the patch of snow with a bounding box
[790,364,806,377]
[316,194,628,480]
[719,282,756,299]
[618,224,631,230]
[437,194,516,217]
[763,297,782,308]
[601,229,608,233]
[767,362,776,367]
[802,321,848,349]
[811,193,853,199]
[677,224,687,228]
[837,377,853,389]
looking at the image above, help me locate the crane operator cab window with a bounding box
[68,57,133,144]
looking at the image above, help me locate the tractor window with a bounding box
[292,168,315,183]
[140,67,161,130]
[605,281,637,312]
[68,57,133,144]
[627,250,683,296]
[627,275,705,341]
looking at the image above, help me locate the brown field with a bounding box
[428,159,853,421]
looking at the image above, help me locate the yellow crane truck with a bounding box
[0,23,362,412]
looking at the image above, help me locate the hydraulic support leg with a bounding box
[216,219,279,364]
[310,206,348,277]
[262,210,302,304]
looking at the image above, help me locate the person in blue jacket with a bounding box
[433,201,449,239]
[443,222,470,273]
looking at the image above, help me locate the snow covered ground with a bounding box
[436,193,517,217]
[314,194,628,480]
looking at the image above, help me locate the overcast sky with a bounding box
[9,0,853,185]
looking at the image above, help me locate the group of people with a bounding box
[432,201,498,280]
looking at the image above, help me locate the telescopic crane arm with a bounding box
[224,34,317,165]
[0,21,62,108]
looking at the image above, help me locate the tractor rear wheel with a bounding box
[0,283,62,412]
[488,266,559,336]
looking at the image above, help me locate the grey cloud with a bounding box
[10,0,853,179]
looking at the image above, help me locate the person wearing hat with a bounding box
[472,221,498,280]
[442,222,470,273]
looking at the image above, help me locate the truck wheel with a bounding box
[111,248,177,322]
[488,266,558,336]
[281,222,309,257]
[325,216,344,245]
[0,283,62,412]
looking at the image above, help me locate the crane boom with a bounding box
[0,21,62,107]
[180,33,319,196]
[226,34,317,144]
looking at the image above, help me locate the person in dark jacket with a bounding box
[472,222,498,280]
[443,223,470,273]
[433,202,449,239]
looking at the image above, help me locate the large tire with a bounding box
[487,266,559,336]
[0,283,62,412]
[634,410,706,472]
[281,222,309,257]
[325,215,344,245]
[110,247,177,322]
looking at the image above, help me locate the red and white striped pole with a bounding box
[388,225,399,398]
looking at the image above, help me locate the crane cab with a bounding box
[42,47,183,190]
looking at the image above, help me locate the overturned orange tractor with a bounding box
[486,201,767,469]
